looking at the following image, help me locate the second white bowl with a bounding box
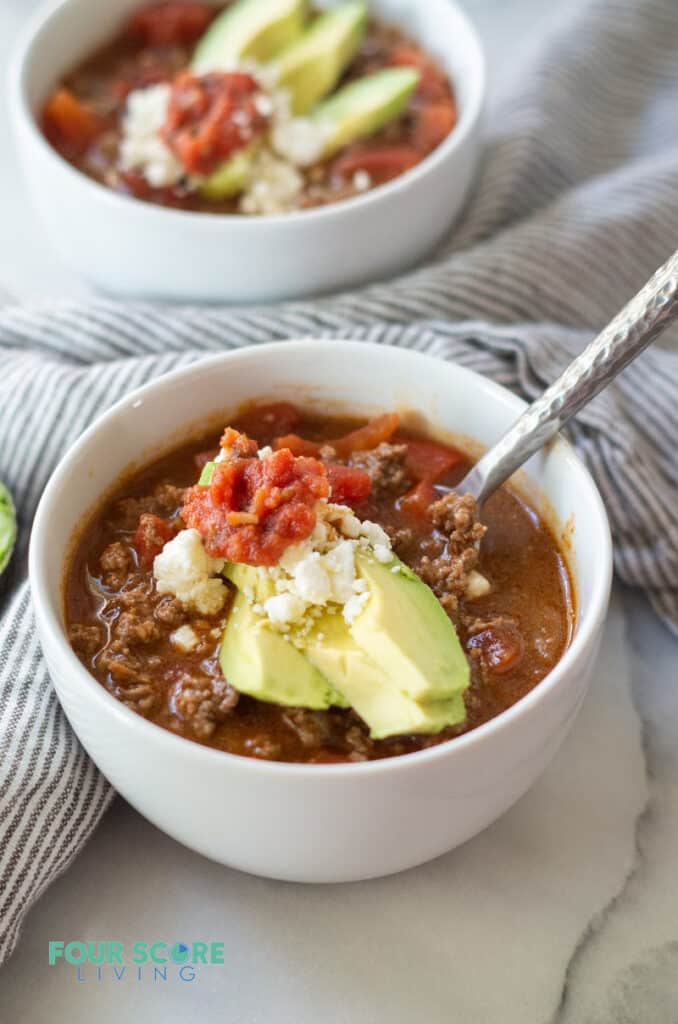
[9,0,485,303]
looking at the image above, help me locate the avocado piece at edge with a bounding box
[0,482,16,576]
[191,0,309,74]
[311,66,420,159]
[306,612,466,740]
[199,143,259,200]
[220,589,346,710]
[274,1,368,115]
[350,549,470,703]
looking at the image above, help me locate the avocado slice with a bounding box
[199,143,258,200]
[350,550,470,703]
[0,482,16,576]
[306,613,466,740]
[220,590,344,709]
[274,2,368,115]
[311,67,420,158]
[192,0,309,74]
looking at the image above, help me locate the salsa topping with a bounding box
[160,71,270,175]
[182,429,330,565]
[41,1,458,215]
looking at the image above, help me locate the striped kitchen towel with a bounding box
[0,0,677,966]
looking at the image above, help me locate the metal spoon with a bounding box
[439,250,678,506]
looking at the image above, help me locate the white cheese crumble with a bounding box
[270,114,328,167]
[170,625,200,652]
[239,148,304,215]
[119,84,186,188]
[353,170,372,192]
[246,503,393,633]
[465,570,491,600]
[153,529,227,615]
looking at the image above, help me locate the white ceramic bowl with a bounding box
[29,341,612,882]
[9,0,485,303]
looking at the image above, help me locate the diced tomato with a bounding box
[276,414,401,461]
[325,463,372,506]
[413,102,457,154]
[234,403,303,444]
[133,513,173,566]
[467,622,525,675]
[332,145,421,184]
[399,478,437,519]
[160,71,269,176]
[42,89,101,158]
[182,440,329,566]
[124,1,215,47]
[273,434,322,457]
[401,439,464,481]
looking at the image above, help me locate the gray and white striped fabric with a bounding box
[1,0,677,965]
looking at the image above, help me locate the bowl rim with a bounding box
[28,340,613,779]
[8,0,486,228]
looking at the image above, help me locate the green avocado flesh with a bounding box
[191,0,308,73]
[219,551,469,740]
[311,67,420,158]
[220,590,346,709]
[274,2,368,114]
[199,143,259,200]
[0,482,16,575]
[190,6,419,199]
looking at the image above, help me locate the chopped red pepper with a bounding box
[399,478,438,519]
[42,89,102,159]
[412,102,457,155]
[401,439,464,481]
[134,513,174,566]
[124,1,215,47]
[325,463,372,506]
[160,71,269,176]
[275,413,400,461]
[332,144,421,184]
[182,435,330,566]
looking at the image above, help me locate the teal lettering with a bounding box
[150,942,167,964]
[210,942,225,965]
[88,941,106,965]
[48,941,64,965]
[131,941,147,964]
[66,942,87,965]
[192,942,208,964]
[109,941,124,965]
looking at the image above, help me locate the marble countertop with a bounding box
[2,2,677,1021]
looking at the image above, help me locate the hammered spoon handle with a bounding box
[446,250,678,506]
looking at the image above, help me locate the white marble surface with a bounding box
[2,1,678,1021]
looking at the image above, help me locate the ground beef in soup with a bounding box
[350,442,411,498]
[66,405,574,764]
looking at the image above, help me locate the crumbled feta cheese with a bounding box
[154,529,227,615]
[239,149,303,215]
[465,570,492,600]
[237,503,393,633]
[271,115,328,167]
[343,591,371,625]
[358,520,391,551]
[119,84,186,188]
[170,625,200,652]
[353,170,372,192]
[263,592,308,626]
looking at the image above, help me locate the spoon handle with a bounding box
[459,250,678,506]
